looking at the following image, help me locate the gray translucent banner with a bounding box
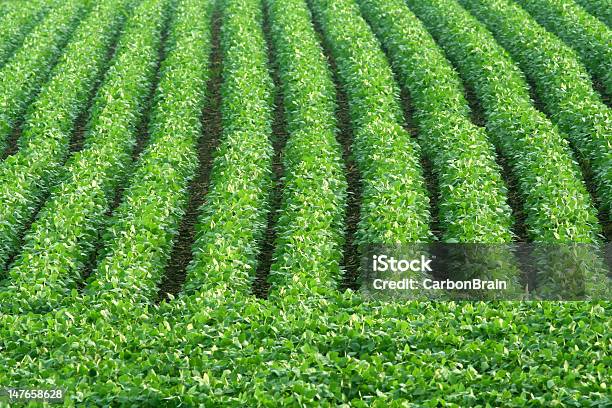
[360,243,611,300]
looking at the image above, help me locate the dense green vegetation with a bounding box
[0,0,609,405]
[0,0,51,69]
[0,0,168,314]
[459,0,612,218]
[310,0,432,246]
[515,0,612,99]
[181,0,275,296]
[266,0,347,299]
[575,0,612,28]
[358,0,513,244]
[0,0,88,153]
[405,0,601,243]
[0,0,129,271]
[88,0,214,305]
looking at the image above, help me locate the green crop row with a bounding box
[0,0,88,154]
[265,0,347,299]
[515,0,611,99]
[357,0,513,244]
[575,0,612,28]
[0,0,130,271]
[0,0,168,314]
[180,0,274,296]
[309,0,432,246]
[87,0,213,306]
[0,0,51,68]
[406,0,601,243]
[459,0,612,217]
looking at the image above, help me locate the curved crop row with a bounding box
[405,0,600,242]
[357,0,513,244]
[459,0,612,216]
[309,0,432,246]
[0,0,168,314]
[515,0,611,98]
[575,0,612,28]
[265,0,347,299]
[0,0,131,271]
[181,0,274,297]
[86,0,213,306]
[0,0,88,153]
[0,0,52,68]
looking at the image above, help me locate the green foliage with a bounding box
[181,0,274,296]
[459,0,612,218]
[266,0,347,299]
[0,0,130,271]
[515,0,612,99]
[309,0,432,245]
[0,0,88,153]
[0,296,609,406]
[87,0,213,305]
[0,1,607,406]
[406,0,601,243]
[574,0,612,28]
[0,0,51,69]
[0,0,168,314]
[357,0,513,244]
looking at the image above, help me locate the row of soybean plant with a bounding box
[180,0,275,301]
[264,0,347,300]
[0,0,131,273]
[308,0,432,294]
[310,0,526,299]
[406,0,601,244]
[0,0,53,68]
[0,0,88,153]
[574,0,611,28]
[459,0,612,219]
[86,0,214,307]
[515,0,611,99]
[405,0,607,296]
[357,0,521,295]
[0,0,169,314]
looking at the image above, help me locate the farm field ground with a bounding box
[0,0,610,406]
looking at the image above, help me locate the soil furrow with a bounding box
[252,0,288,299]
[157,5,223,301]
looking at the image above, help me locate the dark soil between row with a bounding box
[81,10,173,286]
[252,1,289,299]
[157,6,224,301]
[308,5,363,292]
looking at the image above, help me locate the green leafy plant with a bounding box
[87,0,214,305]
[266,0,347,299]
[358,0,513,244]
[181,0,275,296]
[0,0,131,271]
[405,0,601,243]
[574,0,612,28]
[0,0,52,69]
[309,0,432,247]
[459,0,612,217]
[0,0,168,314]
[0,0,88,153]
[515,0,612,99]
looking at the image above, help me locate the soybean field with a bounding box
[0,0,610,406]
